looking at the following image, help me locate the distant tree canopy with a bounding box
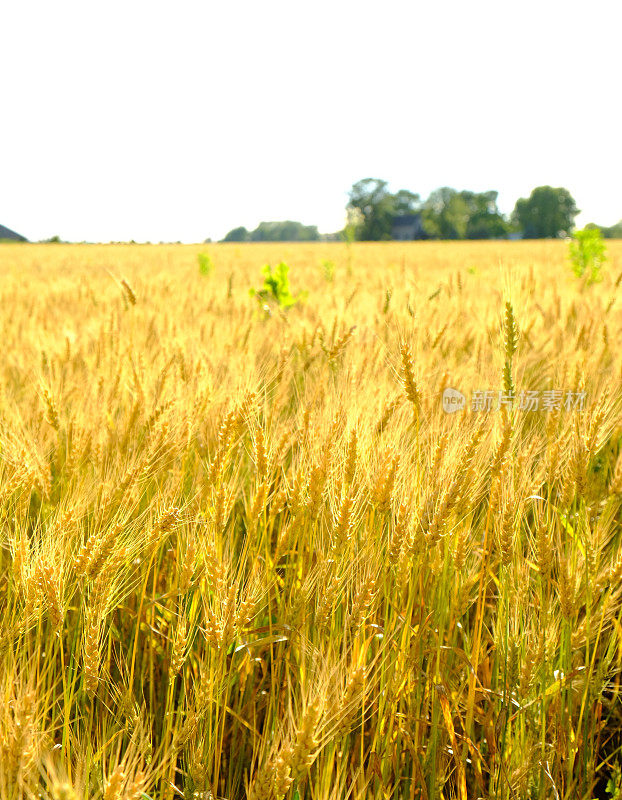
[221,221,319,242]
[587,220,622,239]
[218,182,591,243]
[347,179,421,241]
[347,180,509,241]
[511,186,579,238]
[222,226,250,242]
[460,190,509,239]
[421,187,468,240]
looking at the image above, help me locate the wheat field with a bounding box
[1,240,622,800]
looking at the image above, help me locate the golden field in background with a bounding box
[1,240,622,800]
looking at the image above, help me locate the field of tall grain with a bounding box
[1,240,622,800]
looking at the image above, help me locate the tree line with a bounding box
[347,179,582,240]
[221,220,320,242]
[219,179,621,243]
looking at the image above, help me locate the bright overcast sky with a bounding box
[1,0,620,243]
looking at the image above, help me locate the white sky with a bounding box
[1,0,620,243]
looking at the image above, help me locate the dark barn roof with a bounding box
[0,224,28,242]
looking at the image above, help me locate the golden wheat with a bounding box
[0,239,621,800]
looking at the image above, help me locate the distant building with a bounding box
[392,214,426,240]
[0,224,27,242]
[320,231,344,242]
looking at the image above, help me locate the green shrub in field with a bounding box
[320,258,336,282]
[198,252,214,276]
[568,227,606,285]
[250,261,307,309]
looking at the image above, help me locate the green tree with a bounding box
[587,220,622,239]
[222,226,250,242]
[422,187,470,239]
[393,189,421,216]
[249,221,319,242]
[461,190,509,239]
[347,179,421,240]
[512,186,579,238]
[347,179,394,240]
[603,221,622,238]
